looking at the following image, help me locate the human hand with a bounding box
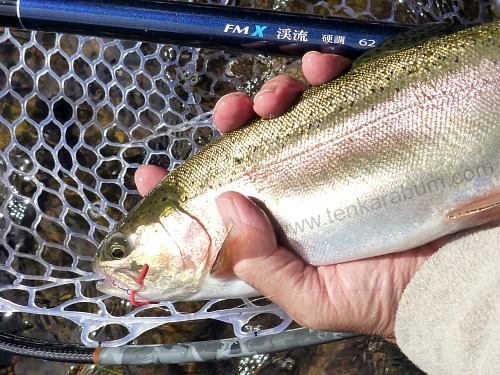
[215,192,449,340]
[134,52,449,341]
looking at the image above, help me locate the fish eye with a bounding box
[110,245,126,259]
[107,233,130,260]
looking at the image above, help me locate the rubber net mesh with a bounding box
[0,0,495,347]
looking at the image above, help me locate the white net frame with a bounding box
[0,0,495,348]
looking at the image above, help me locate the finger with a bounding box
[215,192,329,327]
[302,52,351,86]
[213,92,255,133]
[215,192,277,257]
[134,165,168,196]
[253,75,308,119]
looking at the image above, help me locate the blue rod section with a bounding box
[0,0,414,58]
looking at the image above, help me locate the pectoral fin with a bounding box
[447,191,500,229]
[210,222,236,279]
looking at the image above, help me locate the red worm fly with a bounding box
[130,264,157,307]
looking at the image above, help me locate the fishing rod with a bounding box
[0,329,356,364]
[0,0,414,58]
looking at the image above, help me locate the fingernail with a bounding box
[215,195,241,232]
[255,82,278,99]
[303,51,351,66]
[325,54,351,67]
[331,54,352,66]
[135,165,147,184]
[303,51,321,61]
[214,92,247,113]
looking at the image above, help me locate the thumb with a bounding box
[215,192,323,319]
[215,191,278,267]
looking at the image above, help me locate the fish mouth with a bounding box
[94,267,142,294]
[94,265,157,306]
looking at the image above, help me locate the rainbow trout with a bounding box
[93,22,500,303]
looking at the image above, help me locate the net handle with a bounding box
[0,328,356,364]
[96,328,356,365]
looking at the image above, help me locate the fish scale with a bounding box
[94,22,500,301]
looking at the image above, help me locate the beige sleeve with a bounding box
[395,225,500,375]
